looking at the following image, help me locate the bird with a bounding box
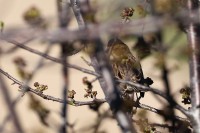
[107,38,145,92]
[106,37,152,114]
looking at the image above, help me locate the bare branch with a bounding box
[0,75,24,133]
[0,37,100,77]
[186,0,200,132]
[81,56,93,66]
[187,0,200,109]
[0,8,199,44]
[138,103,189,122]
[0,66,190,127]
[57,0,71,27]
[0,67,105,106]
[70,0,85,29]
[3,37,35,54]
[0,16,164,43]
[117,79,189,116]
[0,45,52,132]
[57,0,71,132]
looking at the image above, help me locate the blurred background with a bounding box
[0,0,190,133]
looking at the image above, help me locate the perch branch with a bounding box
[117,79,189,116]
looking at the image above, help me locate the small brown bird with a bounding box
[107,38,145,93]
[106,38,153,114]
[106,38,146,114]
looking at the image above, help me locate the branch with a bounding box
[0,67,105,106]
[117,79,189,116]
[70,0,85,29]
[186,0,200,132]
[0,75,24,133]
[3,37,35,54]
[57,0,71,27]
[187,0,200,110]
[138,103,189,122]
[0,16,164,43]
[0,8,199,44]
[0,37,100,77]
[0,45,52,132]
[0,66,190,127]
[57,0,71,132]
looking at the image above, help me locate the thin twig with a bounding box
[0,67,105,106]
[138,103,189,122]
[3,37,35,54]
[0,16,164,43]
[0,75,24,133]
[90,77,99,83]
[1,37,100,77]
[81,56,93,66]
[0,45,52,132]
[117,79,189,116]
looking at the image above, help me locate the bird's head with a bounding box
[107,38,124,48]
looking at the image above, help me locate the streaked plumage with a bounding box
[106,38,148,114]
[107,38,145,93]
[107,38,153,114]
